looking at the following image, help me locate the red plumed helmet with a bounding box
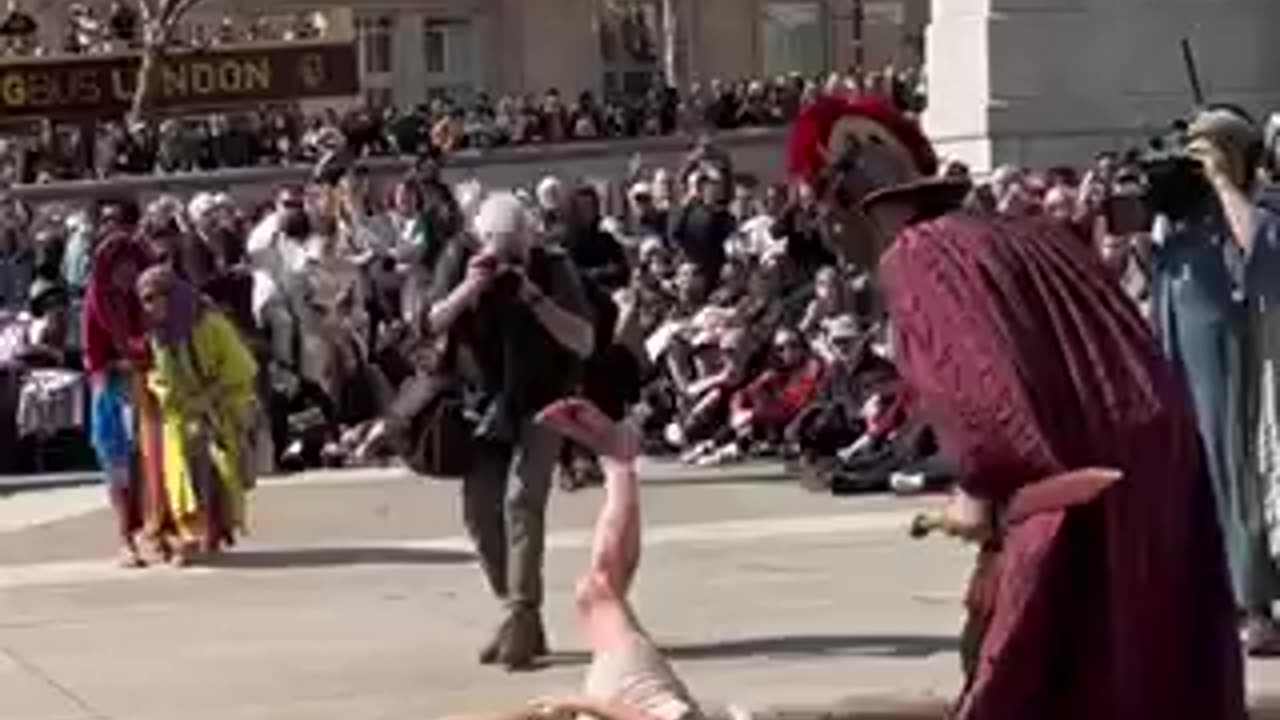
[786,93,938,186]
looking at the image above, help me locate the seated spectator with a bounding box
[799,265,857,342]
[732,183,787,259]
[687,327,823,465]
[708,255,751,308]
[656,325,745,454]
[627,239,676,340]
[785,315,896,472]
[828,391,954,496]
[8,276,87,472]
[17,278,72,369]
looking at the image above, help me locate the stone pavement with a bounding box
[2,462,1279,720]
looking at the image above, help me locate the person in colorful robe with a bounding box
[137,265,257,565]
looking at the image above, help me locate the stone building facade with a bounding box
[8,0,928,107]
[926,0,1280,171]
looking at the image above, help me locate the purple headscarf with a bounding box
[136,265,206,347]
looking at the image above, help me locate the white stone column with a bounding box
[926,0,1280,171]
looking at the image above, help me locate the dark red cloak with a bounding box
[880,212,1244,719]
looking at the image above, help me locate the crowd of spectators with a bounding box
[0,127,927,496]
[0,3,327,57]
[959,150,1156,318]
[0,101,1155,500]
[3,67,923,184]
[0,0,925,186]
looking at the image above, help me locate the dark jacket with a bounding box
[671,201,733,281]
[428,240,591,443]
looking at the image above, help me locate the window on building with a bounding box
[599,0,662,99]
[761,2,827,78]
[604,71,657,98]
[357,16,394,75]
[423,19,476,98]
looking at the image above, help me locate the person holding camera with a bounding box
[424,193,594,670]
[1152,106,1280,654]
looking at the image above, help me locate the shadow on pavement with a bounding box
[546,633,957,667]
[204,546,475,569]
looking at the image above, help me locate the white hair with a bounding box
[474,192,535,253]
[454,179,486,225]
[536,176,564,211]
[187,192,219,224]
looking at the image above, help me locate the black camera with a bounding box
[492,266,524,298]
[1139,154,1212,222]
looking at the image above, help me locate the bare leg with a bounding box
[536,400,644,651]
[106,471,144,568]
[539,399,641,594]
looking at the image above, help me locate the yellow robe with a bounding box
[148,311,258,540]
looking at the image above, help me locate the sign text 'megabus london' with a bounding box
[0,41,359,120]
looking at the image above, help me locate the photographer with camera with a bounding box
[424,193,594,670]
[1153,105,1280,655]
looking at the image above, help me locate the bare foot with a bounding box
[143,535,173,565]
[536,399,639,462]
[169,541,199,568]
[116,546,146,569]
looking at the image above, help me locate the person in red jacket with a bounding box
[694,327,823,465]
[731,327,823,431]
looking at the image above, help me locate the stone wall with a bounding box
[10,128,788,206]
[925,0,1280,170]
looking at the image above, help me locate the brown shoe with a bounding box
[500,607,546,671]
[478,616,511,666]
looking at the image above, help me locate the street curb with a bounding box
[0,472,99,494]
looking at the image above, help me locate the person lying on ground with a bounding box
[448,397,704,720]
